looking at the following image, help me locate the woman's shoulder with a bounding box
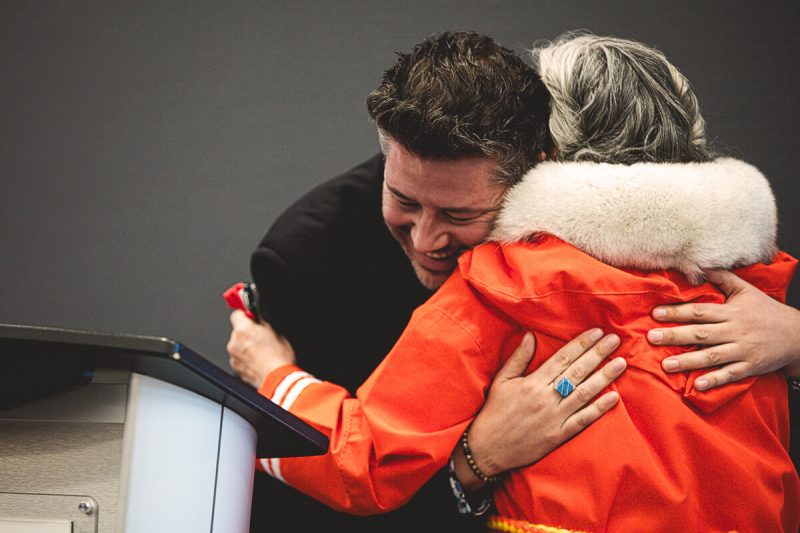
[458,237,619,297]
[458,237,725,306]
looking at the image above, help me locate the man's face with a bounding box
[382,139,508,290]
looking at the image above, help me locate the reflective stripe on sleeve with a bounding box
[271,370,311,405]
[281,376,321,411]
[263,372,320,485]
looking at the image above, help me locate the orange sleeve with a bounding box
[255,280,508,515]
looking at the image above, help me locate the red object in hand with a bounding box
[223,282,258,321]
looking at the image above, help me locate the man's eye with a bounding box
[445,213,480,224]
[395,198,418,208]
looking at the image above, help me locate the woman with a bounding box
[251,35,800,530]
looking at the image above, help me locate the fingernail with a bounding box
[588,328,603,342]
[601,334,620,350]
[604,391,620,406]
[662,358,679,371]
[610,358,626,372]
[653,308,667,319]
[696,378,709,390]
[648,330,663,343]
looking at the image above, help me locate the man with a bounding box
[229,32,800,532]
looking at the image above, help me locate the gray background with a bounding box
[1,0,798,368]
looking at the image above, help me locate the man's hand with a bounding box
[227,310,296,389]
[648,269,800,389]
[454,329,625,491]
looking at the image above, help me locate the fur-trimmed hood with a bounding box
[490,158,778,283]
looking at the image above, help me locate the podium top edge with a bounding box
[0,323,177,355]
[0,323,330,457]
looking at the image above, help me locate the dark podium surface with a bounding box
[0,323,328,458]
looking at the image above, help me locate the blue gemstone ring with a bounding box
[556,377,575,398]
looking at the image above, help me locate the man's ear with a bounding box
[537,147,559,161]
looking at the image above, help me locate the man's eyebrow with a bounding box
[386,183,499,214]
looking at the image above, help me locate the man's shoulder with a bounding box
[278,154,384,226]
[250,154,393,286]
[313,153,385,199]
[263,154,385,248]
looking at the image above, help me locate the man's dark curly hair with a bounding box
[366,31,552,185]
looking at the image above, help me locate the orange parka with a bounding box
[257,159,800,532]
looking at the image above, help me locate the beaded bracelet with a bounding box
[461,426,504,484]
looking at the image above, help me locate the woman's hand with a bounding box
[454,328,625,491]
[648,270,800,389]
[227,310,296,388]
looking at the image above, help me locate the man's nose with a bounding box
[410,212,449,252]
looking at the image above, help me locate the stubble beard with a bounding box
[387,225,455,291]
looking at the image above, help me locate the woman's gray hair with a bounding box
[531,33,713,164]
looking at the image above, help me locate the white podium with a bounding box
[0,324,327,533]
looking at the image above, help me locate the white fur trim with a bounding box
[490,158,777,283]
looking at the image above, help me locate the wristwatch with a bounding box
[447,457,493,516]
[788,375,800,394]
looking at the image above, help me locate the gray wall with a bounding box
[2,0,798,368]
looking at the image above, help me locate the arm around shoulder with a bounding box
[650,269,800,387]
